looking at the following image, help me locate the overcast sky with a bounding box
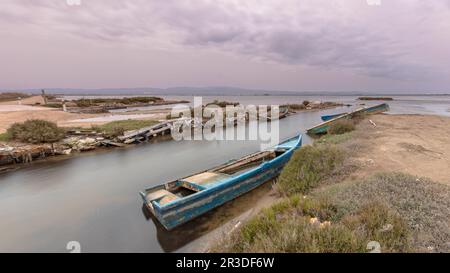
[1,0,449,93]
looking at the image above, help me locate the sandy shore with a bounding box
[0,107,103,133]
[186,113,450,252]
[0,96,169,133]
[345,114,450,185]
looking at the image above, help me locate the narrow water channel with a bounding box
[1,95,449,252]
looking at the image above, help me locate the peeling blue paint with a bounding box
[140,134,302,230]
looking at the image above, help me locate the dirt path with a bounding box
[344,114,450,185]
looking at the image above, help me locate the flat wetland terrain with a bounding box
[205,114,450,253]
[1,94,450,252]
[339,114,450,185]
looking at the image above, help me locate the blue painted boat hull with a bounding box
[321,113,346,121]
[140,135,302,230]
[309,103,390,135]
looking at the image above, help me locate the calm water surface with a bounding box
[0,95,448,252]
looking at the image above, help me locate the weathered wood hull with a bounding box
[140,135,302,230]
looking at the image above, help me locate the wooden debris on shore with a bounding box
[99,140,126,147]
[117,119,176,144]
[0,144,54,165]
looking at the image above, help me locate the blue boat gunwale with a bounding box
[321,113,347,122]
[143,134,302,213]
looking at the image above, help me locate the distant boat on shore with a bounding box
[308,103,390,135]
[358,97,394,101]
[140,134,302,230]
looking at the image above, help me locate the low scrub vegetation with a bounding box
[206,100,240,108]
[275,144,344,196]
[213,195,409,253]
[92,119,159,137]
[0,92,31,102]
[6,120,65,144]
[320,172,450,252]
[74,96,162,107]
[316,132,352,145]
[0,132,12,142]
[327,120,355,135]
[358,97,393,101]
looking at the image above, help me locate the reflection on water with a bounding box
[0,95,449,252]
[145,182,274,252]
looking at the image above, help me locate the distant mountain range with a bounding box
[0,86,448,96]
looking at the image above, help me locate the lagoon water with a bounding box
[0,95,449,252]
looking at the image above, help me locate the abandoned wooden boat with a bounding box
[258,106,289,121]
[309,103,390,135]
[140,134,302,230]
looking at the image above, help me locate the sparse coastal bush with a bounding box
[74,97,162,107]
[284,104,306,111]
[7,120,65,144]
[327,120,355,135]
[275,145,344,196]
[0,132,12,142]
[315,133,352,145]
[341,202,410,252]
[358,97,393,101]
[212,196,409,253]
[206,100,240,108]
[0,92,31,102]
[320,172,450,252]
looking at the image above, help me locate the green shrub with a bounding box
[319,172,450,252]
[74,97,162,107]
[327,120,355,135]
[341,202,410,252]
[212,196,410,253]
[0,132,12,142]
[0,92,31,102]
[206,100,239,108]
[7,120,64,144]
[316,133,352,145]
[276,145,344,196]
[284,104,306,111]
[43,103,62,108]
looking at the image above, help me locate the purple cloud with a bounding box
[1,0,449,89]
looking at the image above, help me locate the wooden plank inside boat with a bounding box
[212,151,276,174]
[184,172,229,185]
[146,189,179,205]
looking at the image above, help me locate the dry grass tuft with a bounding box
[275,144,345,196]
[317,172,450,252]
